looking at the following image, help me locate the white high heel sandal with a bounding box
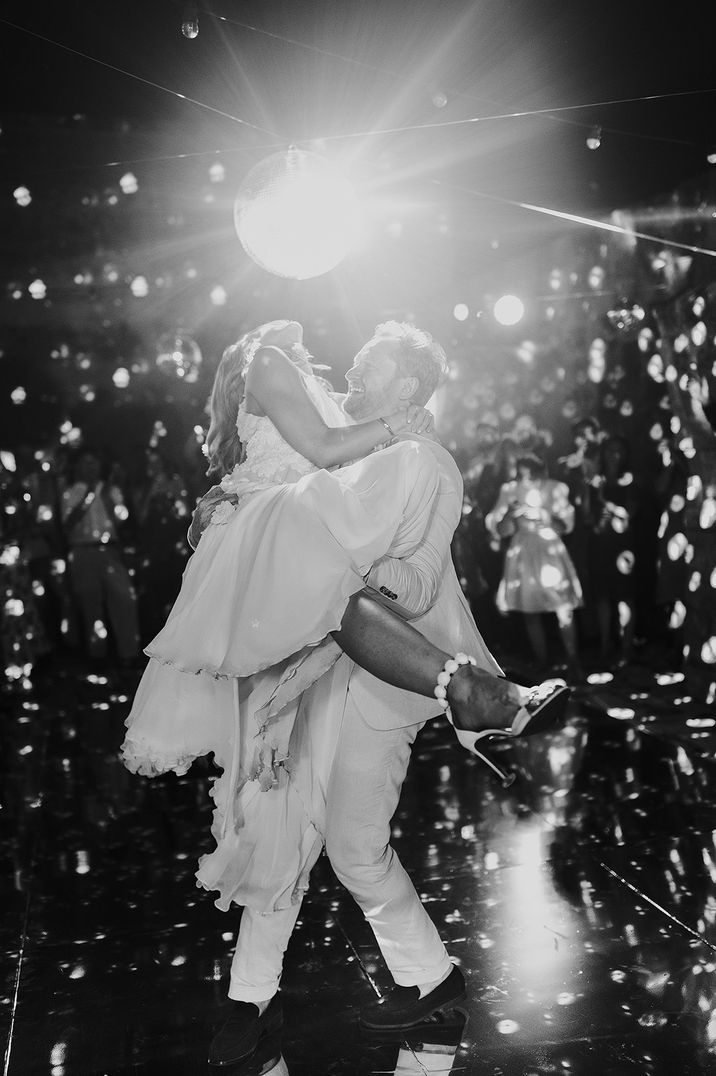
[434,655,571,788]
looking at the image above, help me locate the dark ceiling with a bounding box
[2,0,714,218]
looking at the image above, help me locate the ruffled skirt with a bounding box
[497,524,583,613]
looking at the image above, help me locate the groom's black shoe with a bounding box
[208,994,283,1067]
[359,965,467,1031]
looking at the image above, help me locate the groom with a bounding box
[208,322,529,1066]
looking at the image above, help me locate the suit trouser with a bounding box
[229,692,451,1001]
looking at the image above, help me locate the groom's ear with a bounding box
[399,376,419,401]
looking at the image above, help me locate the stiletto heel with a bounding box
[474,747,516,788]
[449,723,516,786]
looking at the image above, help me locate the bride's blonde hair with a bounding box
[204,320,303,478]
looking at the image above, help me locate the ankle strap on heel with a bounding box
[433,652,477,715]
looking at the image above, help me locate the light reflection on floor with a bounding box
[2,657,716,1074]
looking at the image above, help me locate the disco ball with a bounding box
[234,147,361,279]
[156,333,202,382]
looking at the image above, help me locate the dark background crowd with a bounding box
[0,441,201,689]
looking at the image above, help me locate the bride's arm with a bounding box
[244,346,421,468]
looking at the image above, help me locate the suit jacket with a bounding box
[343,434,503,730]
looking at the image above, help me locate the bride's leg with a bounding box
[332,592,525,732]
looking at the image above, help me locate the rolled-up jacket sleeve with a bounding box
[363,450,462,620]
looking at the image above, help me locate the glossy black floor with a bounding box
[3,656,716,1075]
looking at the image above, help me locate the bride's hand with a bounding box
[385,406,435,436]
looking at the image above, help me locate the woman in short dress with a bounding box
[487,452,582,671]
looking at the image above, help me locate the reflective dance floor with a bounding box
[3,658,716,1074]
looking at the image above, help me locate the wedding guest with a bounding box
[452,422,504,648]
[487,452,582,675]
[61,448,140,667]
[132,449,191,642]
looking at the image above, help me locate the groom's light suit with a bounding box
[228,405,504,1002]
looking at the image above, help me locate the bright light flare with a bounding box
[235,148,361,279]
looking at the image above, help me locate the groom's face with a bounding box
[343,337,406,421]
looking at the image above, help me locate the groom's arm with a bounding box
[363,448,462,619]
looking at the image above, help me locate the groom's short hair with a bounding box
[373,321,448,406]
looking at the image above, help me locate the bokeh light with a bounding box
[155,332,202,382]
[119,172,138,194]
[588,265,605,289]
[28,279,46,300]
[692,321,707,346]
[493,294,525,326]
[702,638,716,664]
[701,498,716,529]
[112,368,130,389]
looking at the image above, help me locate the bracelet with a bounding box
[433,652,477,715]
[378,417,396,439]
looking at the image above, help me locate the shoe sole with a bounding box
[360,1010,469,1044]
[358,990,467,1032]
[522,686,571,735]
